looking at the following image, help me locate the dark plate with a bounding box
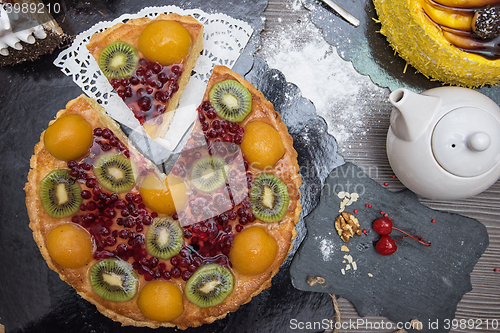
[302,0,500,104]
[0,1,345,332]
[290,163,489,333]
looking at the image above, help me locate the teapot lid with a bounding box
[432,107,500,177]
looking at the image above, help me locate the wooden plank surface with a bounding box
[259,1,500,332]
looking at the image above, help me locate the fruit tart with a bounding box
[373,0,500,87]
[86,13,204,139]
[25,65,302,329]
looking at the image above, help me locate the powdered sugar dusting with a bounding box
[257,3,388,150]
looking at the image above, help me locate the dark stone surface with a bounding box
[290,162,489,333]
[301,0,500,104]
[0,1,345,332]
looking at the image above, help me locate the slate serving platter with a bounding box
[301,0,500,105]
[0,1,346,332]
[290,162,489,333]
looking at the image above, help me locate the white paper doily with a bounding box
[53,5,253,155]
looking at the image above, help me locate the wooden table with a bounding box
[260,1,500,332]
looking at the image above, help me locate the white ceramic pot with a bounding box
[386,86,500,200]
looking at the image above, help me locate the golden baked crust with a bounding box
[86,13,204,138]
[25,65,301,329]
[373,0,500,87]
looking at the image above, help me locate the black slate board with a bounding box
[290,162,489,333]
[0,1,346,332]
[301,0,500,105]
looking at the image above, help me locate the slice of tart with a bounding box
[86,13,204,139]
[373,0,500,87]
[25,65,301,328]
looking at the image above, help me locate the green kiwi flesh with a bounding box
[146,217,183,260]
[249,173,289,223]
[185,263,234,307]
[94,153,135,193]
[89,258,138,302]
[99,41,139,79]
[208,80,252,123]
[189,156,227,193]
[39,169,82,218]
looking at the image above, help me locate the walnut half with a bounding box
[334,212,362,243]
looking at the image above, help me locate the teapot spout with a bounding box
[389,88,440,141]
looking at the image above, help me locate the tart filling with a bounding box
[25,65,301,329]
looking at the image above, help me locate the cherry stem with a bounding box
[392,227,431,246]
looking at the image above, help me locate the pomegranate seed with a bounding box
[223,134,233,143]
[152,62,162,74]
[85,177,97,188]
[110,79,121,89]
[229,123,239,133]
[102,128,112,139]
[139,58,147,66]
[202,101,211,111]
[212,120,221,129]
[235,225,243,232]
[206,110,217,119]
[198,113,206,122]
[170,257,179,266]
[201,121,210,131]
[81,190,91,199]
[172,65,182,76]
[181,271,191,281]
[86,201,97,211]
[143,215,152,225]
[138,97,152,111]
[234,134,243,145]
[158,72,168,83]
[133,194,143,204]
[130,76,139,85]
[144,271,153,281]
[80,204,87,211]
[125,193,134,202]
[171,267,181,278]
[93,127,103,137]
[208,128,218,138]
[163,270,171,280]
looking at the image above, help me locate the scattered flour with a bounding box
[257,3,387,147]
[319,238,334,261]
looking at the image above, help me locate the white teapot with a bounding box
[386,86,500,200]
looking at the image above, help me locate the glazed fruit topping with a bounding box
[110,58,183,125]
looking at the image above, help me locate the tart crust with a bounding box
[86,13,204,139]
[25,65,301,329]
[373,0,500,87]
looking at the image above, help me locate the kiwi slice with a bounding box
[146,217,183,260]
[99,41,139,79]
[249,174,289,223]
[94,153,135,193]
[185,263,234,308]
[208,80,252,123]
[189,156,228,193]
[39,169,82,218]
[89,258,138,302]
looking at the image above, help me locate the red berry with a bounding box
[373,218,393,236]
[376,235,397,256]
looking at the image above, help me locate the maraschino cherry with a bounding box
[373,218,431,256]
